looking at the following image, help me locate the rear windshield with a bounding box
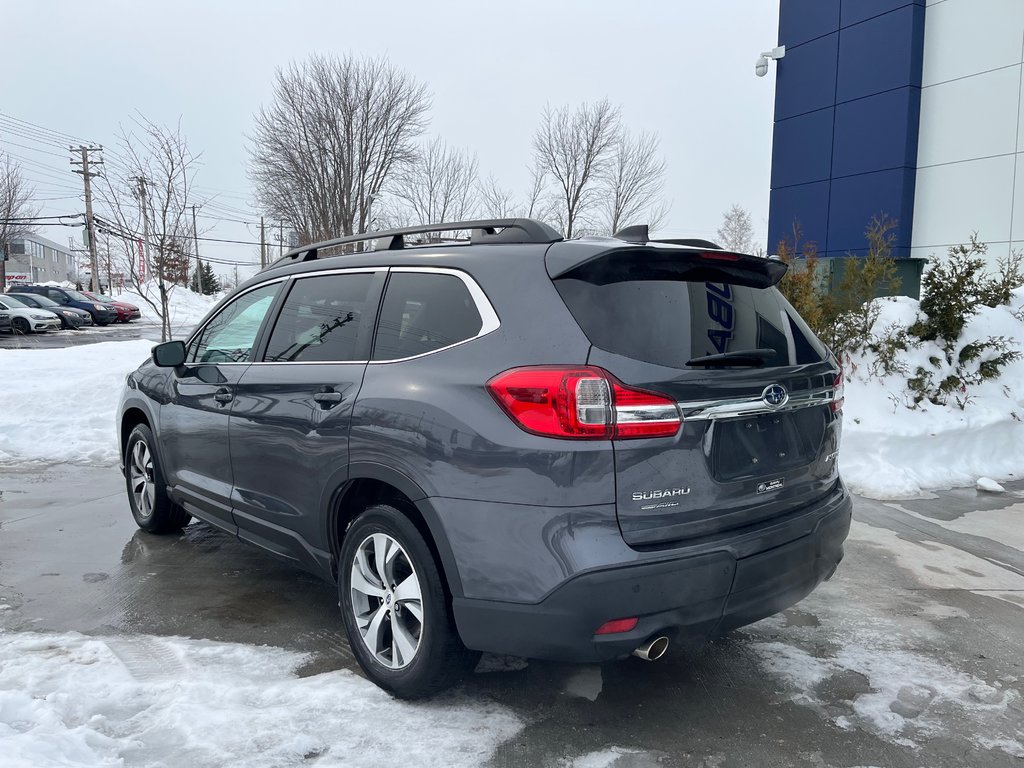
[555,278,826,369]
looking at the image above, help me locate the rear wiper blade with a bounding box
[686,348,777,367]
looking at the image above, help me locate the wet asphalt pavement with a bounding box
[0,320,194,349]
[1,464,1022,767]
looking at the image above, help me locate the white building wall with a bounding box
[912,0,1024,264]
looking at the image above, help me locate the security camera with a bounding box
[754,45,785,78]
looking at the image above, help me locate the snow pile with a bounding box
[109,285,221,328]
[841,289,1024,498]
[0,340,154,465]
[0,631,522,768]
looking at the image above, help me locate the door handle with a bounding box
[214,388,233,404]
[313,389,343,407]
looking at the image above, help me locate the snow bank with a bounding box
[0,631,522,768]
[109,285,220,328]
[0,340,154,466]
[841,290,1024,498]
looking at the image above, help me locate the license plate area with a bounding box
[709,406,826,482]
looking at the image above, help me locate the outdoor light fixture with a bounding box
[755,45,786,77]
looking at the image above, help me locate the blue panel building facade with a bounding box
[768,0,925,258]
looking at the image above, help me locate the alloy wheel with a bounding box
[129,440,156,519]
[349,533,424,669]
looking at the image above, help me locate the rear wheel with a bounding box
[339,504,478,699]
[125,424,191,533]
[11,317,30,334]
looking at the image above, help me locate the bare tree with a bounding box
[0,154,38,292]
[717,203,755,253]
[95,117,200,341]
[249,53,430,245]
[390,137,478,225]
[532,100,621,238]
[477,173,520,219]
[602,130,668,234]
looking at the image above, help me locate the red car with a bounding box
[82,292,142,323]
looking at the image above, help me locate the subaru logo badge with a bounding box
[762,384,789,408]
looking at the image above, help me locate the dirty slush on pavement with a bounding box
[2,464,1022,767]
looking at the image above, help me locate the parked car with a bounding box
[17,285,118,326]
[118,218,850,699]
[7,292,92,329]
[81,291,141,323]
[0,311,10,333]
[0,295,62,333]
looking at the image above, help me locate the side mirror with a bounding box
[152,340,187,368]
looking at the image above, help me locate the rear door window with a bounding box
[264,272,375,363]
[555,278,825,368]
[372,272,483,361]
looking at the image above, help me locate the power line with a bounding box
[0,137,69,159]
[0,112,96,146]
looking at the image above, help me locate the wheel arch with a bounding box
[119,403,160,471]
[328,462,464,599]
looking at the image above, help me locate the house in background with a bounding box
[767,0,1024,294]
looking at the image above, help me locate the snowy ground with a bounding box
[2,464,1022,767]
[0,632,521,768]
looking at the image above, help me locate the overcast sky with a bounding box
[3,0,781,279]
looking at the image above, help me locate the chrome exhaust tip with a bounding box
[632,636,669,661]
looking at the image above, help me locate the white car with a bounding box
[0,295,63,333]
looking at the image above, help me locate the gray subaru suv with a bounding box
[117,219,851,699]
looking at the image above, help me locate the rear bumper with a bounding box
[452,484,852,662]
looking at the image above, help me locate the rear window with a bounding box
[372,272,483,361]
[555,278,826,369]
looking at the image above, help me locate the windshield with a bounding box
[66,290,92,302]
[12,294,56,307]
[0,296,28,308]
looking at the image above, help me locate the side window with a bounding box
[189,283,281,364]
[264,272,374,363]
[372,272,483,361]
[47,289,66,304]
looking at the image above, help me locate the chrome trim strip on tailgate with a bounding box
[678,386,835,421]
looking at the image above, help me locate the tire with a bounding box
[12,317,30,334]
[124,424,191,533]
[339,504,479,699]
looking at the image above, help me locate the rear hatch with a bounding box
[548,241,843,548]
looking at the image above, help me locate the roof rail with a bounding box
[611,225,723,251]
[276,218,563,265]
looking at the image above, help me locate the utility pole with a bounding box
[191,204,201,292]
[71,146,103,292]
[279,221,284,257]
[260,215,267,269]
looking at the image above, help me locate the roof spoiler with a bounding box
[547,226,788,289]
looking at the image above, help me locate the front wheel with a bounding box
[339,504,479,699]
[12,317,30,334]
[124,424,191,533]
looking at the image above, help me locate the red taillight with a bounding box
[487,366,681,440]
[831,361,845,413]
[594,617,638,635]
